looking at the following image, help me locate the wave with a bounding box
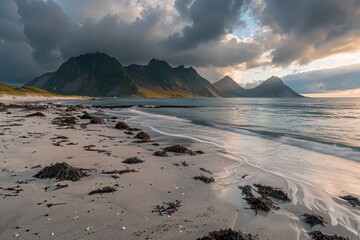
[121,107,360,162]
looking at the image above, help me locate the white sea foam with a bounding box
[108,107,360,237]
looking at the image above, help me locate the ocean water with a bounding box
[73,97,360,160]
[65,97,360,237]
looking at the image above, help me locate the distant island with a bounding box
[26,52,303,98]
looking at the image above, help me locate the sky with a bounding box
[0,0,360,94]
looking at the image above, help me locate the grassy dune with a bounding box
[0,82,59,97]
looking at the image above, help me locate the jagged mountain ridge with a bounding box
[26,52,303,98]
[26,53,139,97]
[125,59,220,97]
[213,75,303,98]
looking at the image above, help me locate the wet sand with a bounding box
[0,101,358,240]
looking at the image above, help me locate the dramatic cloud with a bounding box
[0,0,360,86]
[17,0,72,68]
[167,0,246,50]
[254,0,360,66]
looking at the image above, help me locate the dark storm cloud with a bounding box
[255,0,360,65]
[0,0,42,83]
[59,6,167,65]
[167,37,262,67]
[1,0,360,85]
[16,0,72,68]
[167,0,246,50]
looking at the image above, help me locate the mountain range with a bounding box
[26,53,303,98]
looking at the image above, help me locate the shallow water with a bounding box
[64,97,360,238]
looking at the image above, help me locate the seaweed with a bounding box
[238,185,279,215]
[89,186,117,195]
[340,195,360,207]
[83,145,111,156]
[253,183,290,202]
[200,167,213,174]
[54,183,69,191]
[50,135,69,140]
[302,213,327,227]
[238,185,254,198]
[193,175,215,184]
[102,167,138,175]
[152,200,181,216]
[46,203,66,208]
[309,231,350,240]
[173,161,189,167]
[245,195,279,214]
[33,162,88,181]
[197,228,258,240]
[122,157,144,164]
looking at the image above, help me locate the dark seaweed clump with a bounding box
[194,175,215,184]
[309,230,350,240]
[122,157,144,164]
[89,186,117,195]
[33,162,88,181]
[173,161,189,167]
[152,200,181,216]
[197,228,258,240]
[102,167,138,175]
[253,183,290,202]
[238,185,279,215]
[340,195,360,207]
[302,213,327,227]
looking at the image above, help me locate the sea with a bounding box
[64,97,360,236]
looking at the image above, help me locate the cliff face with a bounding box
[26,53,139,97]
[125,59,220,98]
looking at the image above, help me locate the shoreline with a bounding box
[0,101,359,239]
[0,94,89,102]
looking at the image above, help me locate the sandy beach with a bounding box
[0,101,359,240]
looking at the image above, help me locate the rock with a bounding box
[134,131,150,140]
[90,116,105,124]
[115,121,130,130]
[80,113,92,119]
[65,105,85,112]
[163,145,195,155]
[52,116,77,125]
[153,151,168,157]
[26,112,46,117]
[33,162,88,181]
